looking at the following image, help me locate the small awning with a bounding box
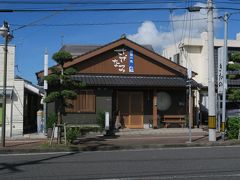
[0,89,13,99]
[71,74,200,88]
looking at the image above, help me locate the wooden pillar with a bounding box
[153,90,158,128]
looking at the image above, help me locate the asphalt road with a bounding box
[1,146,240,179]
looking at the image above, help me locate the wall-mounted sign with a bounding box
[112,48,127,72]
[129,50,134,73]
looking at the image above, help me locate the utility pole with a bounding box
[0,21,13,147]
[1,30,8,147]
[207,0,216,141]
[222,12,229,140]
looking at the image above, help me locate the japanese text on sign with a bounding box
[218,47,224,94]
[129,50,134,73]
[112,49,127,72]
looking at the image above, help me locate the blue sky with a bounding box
[1,0,240,83]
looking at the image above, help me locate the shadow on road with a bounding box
[0,152,78,174]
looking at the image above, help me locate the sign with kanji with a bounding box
[112,48,134,73]
[112,48,127,72]
[218,47,224,94]
[129,50,134,73]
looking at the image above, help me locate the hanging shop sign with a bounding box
[129,50,134,73]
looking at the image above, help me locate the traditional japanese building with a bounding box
[36,37,198,129]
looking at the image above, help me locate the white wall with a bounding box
[0,45,26,137]
[0,45,15,87]
[163,32,240,87]
[11,80,25,137]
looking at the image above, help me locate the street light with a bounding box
[0,21,13,147]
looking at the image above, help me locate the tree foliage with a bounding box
[227,52,240,104]
[52,51,72,66]
[229,52,240,63]
[44,51,84,124]
[227,63,240,71]
[227,116,240,139]
[228,89,240,101]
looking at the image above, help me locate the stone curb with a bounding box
[0,140,240,154]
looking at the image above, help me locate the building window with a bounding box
[173,53,180,64]
[66,90,96,113]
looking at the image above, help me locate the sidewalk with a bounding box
[0,128,239,153]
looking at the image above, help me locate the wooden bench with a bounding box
[162,115,186,128]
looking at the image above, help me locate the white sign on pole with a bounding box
[218,47,224,94]
[105,112,110,130]
[44,50,48,90]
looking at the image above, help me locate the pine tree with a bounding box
[44,51,85,125]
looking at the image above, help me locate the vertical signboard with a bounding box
[218,47,224,94]
[112,49,127,72]
[129,50,134,73]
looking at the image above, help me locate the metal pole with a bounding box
[1,35,8,147]
[43,49,48,134]
[188,80,192,143]
[222,12,229,140]
[207,0,216,141]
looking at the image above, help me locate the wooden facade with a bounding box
[37,37,196,129]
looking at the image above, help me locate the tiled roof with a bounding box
[60,45,101,57]
[61,44,154,57]
[71,74,199,88]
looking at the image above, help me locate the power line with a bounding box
[10,18,209,28]
[12,13,57,31]
[11,1,76,32]
[3,6,240,13]
[0,0,203,5]
[0,7,189,13]
[2,0,240,6]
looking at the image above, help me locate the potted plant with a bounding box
[46,113,57,138]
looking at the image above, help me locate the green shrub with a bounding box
[46,113,57,129]
[230,52,240,63]
[66,126,101,143]
[96,112,105,131]
[226,116,240,139]
[66,127,80,143]
[228,89,240,101]
[228,63,240,71]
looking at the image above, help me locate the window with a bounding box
[173,53,180,64]
[66,90,96,113]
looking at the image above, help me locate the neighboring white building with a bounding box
[0,45,42,137]
[163,32,240,123]
[163,32,240,87]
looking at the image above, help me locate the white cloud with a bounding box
[127,3,220,53]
